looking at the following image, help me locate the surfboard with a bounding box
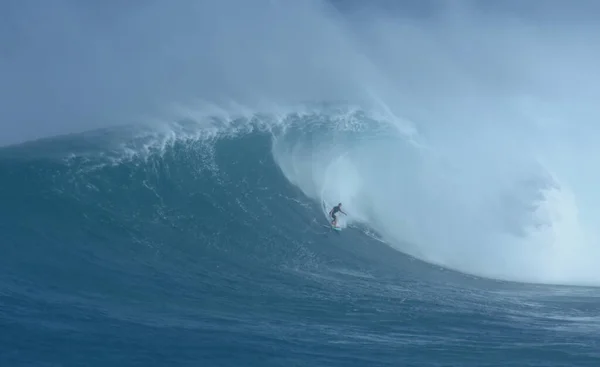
[331,225,342,231]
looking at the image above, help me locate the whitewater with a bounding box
[2,0,600,366]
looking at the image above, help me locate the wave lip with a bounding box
[269,107,600,287]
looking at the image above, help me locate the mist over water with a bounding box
[272,106,600,285]
[4,0,600,285]
[267,2,600,286]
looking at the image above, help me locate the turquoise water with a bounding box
[1,111,599,366]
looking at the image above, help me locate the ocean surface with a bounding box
[1,108,599,366]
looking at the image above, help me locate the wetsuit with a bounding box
[331,205,341,221]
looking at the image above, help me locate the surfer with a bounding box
[329,203,346,227]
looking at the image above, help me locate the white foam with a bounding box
[271,101,600,286]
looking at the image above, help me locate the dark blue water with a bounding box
[1,117,599,366]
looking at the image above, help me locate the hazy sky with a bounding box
[1,0,598,145]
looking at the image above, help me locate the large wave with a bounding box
[36,101,600,287]
[3,0,600,286]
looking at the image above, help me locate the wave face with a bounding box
[272,107,600,286]
[1,109,600,366]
